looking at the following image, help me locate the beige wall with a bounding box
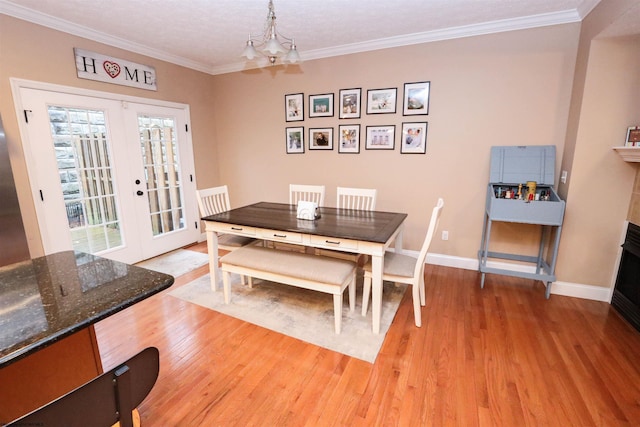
[210,24,580,260]
[0,15,218,256]
[2,4,636,291]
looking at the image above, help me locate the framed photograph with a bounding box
[338,124,360,153]
[309,127,333,150]
[366,88,397,114]
[286,126,304,154]
[365,125,395,150]
[626,126,640,147]
[285,93,304,122]
[309,93,334,118]
[401,122,428,154]
[339,88,361,119]
[403,81,430,115]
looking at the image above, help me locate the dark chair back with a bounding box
[7,347,160,427]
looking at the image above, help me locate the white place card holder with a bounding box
[297,201,320,220]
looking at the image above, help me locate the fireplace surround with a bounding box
[612,222,640,332]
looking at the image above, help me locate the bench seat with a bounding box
[220,246,357,333]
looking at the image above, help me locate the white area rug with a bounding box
[168,273,407,363]
[135,249,210,278]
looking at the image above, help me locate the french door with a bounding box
[15,84,199,264]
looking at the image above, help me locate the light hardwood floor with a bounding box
[94,242,640,426]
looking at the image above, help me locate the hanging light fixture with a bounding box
[241,0,301,66]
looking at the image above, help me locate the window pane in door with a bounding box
[48,106,123,253]
[138,115,185,236]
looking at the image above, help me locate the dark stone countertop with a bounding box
[0,251,174,368]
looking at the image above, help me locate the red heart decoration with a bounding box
[103,61,121,78]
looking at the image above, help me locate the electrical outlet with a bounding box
[442,230,449,241]
[561,170,568,184]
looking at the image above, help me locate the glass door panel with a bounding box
[48,106,124,254]
[138,115,185,236]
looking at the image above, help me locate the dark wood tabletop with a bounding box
[202,202,407,244]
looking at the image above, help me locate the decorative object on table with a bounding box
[365,125,395,150]
[626,126,640,147]
[240,0,301,66]
[400,122,428,154]
[168,273,406,363]
[339,88,361,119]
[285,126,305,154]
[309,127,333,150]
[338,124,360,153]
[284,93,304,122]
[296,200,320,220]
[366,88,397,114]
[309,93,334,118]
[403,81,430,116]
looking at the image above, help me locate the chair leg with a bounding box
[412,283,422,327]
[419,271,426,306]
[333,294,342,334]
[362,274,372,316]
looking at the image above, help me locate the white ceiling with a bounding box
[1,0,627,76]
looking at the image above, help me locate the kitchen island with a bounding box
[0,250,174,423]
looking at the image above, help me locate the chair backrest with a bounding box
[7,347,160,427]
[289,184,326,206]
[336,187,377,211]
[197,185,232,217]
[413,198,444,279]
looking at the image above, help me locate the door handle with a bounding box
[136,190,144,196]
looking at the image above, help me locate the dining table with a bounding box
[202,202,408,334]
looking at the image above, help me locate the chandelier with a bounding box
[241,0,301,66]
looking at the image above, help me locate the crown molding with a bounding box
[1,0,582,76]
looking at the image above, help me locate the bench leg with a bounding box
[349,273,356,312]
[222,270,231,304]
[333,294,342,334]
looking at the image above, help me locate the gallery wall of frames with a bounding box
[284,81,430,155]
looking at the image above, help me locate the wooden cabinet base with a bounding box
[0,326,102,424]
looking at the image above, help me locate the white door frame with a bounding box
[10,78,199,262]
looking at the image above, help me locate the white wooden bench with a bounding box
[219,246,357,334]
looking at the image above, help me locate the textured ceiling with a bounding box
[2,0,631,75]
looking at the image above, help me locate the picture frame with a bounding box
[366,88,397,114]
[403,81,430,116]
[338,124,360,153]
[365,125,395,150]
[400,122,428,154]
[285,93,304,122]
[285,126,305,154]
[309,93,334,118]
[339,88,361,119]
[309,127,333,150]
[626,126,640,147]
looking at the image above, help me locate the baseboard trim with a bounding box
[198,236,611,302]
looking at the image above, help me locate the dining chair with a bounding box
[289,184,326,206]
[316,187,378,262]
[197,185,256,283]
[336,186,377,211]
[361,198,444,327]
[6,347,160,427]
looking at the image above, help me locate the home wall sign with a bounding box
[74,48,157,91]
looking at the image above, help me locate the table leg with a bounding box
[206,227,220,291]
[371,254,383,334]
